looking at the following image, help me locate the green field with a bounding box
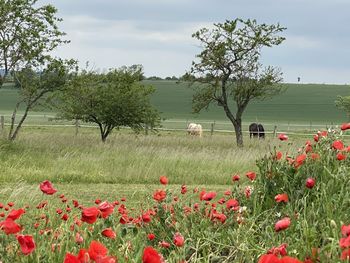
[1,81,350,132]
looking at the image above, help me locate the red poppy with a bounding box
[202,192,217,201]
[181,185,187,194]
[268,243,288,256]
[340,235,350,248]
[341,248,350,260]
[276,151,283,160]
[142,246,162,263]
[278,134,288,141]
[17,235,36,255]
[332,140,344,150]
[159,176,168,185]
[275,217,291,232]
[148,233,155,241]
[173,232,185,247]
[0,218,22,234]
[39,180,57,195]
[226,199,239,210]
[159,241,170,248]
[246,171,256,181]
[98,202,114,219]
[153,190,166,202]
[258,254,280,263]
[295,154,306,168]
[6,208,25,221]
[61,214,69,221]
[305,178,315,189]
[275,193,289,203]
[337,152,347,161]
[142,212,152,223]
[64,253,80,263]
[232,174,240,182]
[341,123,350,131]
[102,228,116,239]
[81,207,100,224]
[88,240,108,261]
[342,224,350,237]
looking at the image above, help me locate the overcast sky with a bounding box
[40,0,350,84]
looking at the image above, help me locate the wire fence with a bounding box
[0,113,345,137]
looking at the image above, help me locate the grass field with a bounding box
[1,81,350,132]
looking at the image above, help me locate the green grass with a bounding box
[1,81,350,129]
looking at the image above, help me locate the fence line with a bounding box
[1,121,349,138]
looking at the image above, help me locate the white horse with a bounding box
[187,123,203,137]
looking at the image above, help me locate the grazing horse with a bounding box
[249,123,265,139]
[187,123,203,137]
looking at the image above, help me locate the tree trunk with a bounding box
[9,104,30,141]
[233,119,243,147]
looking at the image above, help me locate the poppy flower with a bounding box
[232,174,240,182]
[246,171,256,181]
[6,208,25,221]
[148,233,155,241]
[142,213,151,223]
[181,185,187,194]
[305,178,315,189]
[278,134,288,141]
[81,207,100,224]
[0,218,22,234]
[341,123,350,131]
[201,192,217,201]
[226,199,239,210]
[88,240,108,261]
[159,176,168,185]
[339,235,350,248]
[17,235,36,255]
[102,228,116,239]
[341,248,350,260]
[245,186,252,198]
[275,217,291,232]
[295,154,306,168]
[224,189,231,196]
[173,232,185,247]
[337,152,347,161]
[276,151,283,160]
[332,140,344,150]
[39,180,57,195]
[258,254,280,263]
[268,243,288,256]
[153,190,166,202]
[142,246,162,263]
[64,253,80,263]
[159,241,171,248]
[275,193,289,203]
[98,202,114,219]
[342,225,350,237]
[75,232,83,244]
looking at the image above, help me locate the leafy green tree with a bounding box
[335,95,350,120]
[56,65,160,142]
[8,59,77,140]
[0,0,68,86]
[188,19,286,147]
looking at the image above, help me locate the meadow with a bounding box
[1,82,350,262]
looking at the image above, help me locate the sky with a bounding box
[40,0,350,84]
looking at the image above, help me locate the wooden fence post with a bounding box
[273,125,277,138]
[210,121,215,136]
[1,116,4,133]
[145,124,149,135]
[75,119,79,136]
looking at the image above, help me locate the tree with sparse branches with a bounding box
[187,19,286,147]
[55,65,160,142]
[0,0,68,86]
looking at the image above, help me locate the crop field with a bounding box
[1,81,350,132]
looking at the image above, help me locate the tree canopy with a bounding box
[0,0,68,85]
[188,19,286,146]
[56,65,160,142]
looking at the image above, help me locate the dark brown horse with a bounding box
[249,123,265,139]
